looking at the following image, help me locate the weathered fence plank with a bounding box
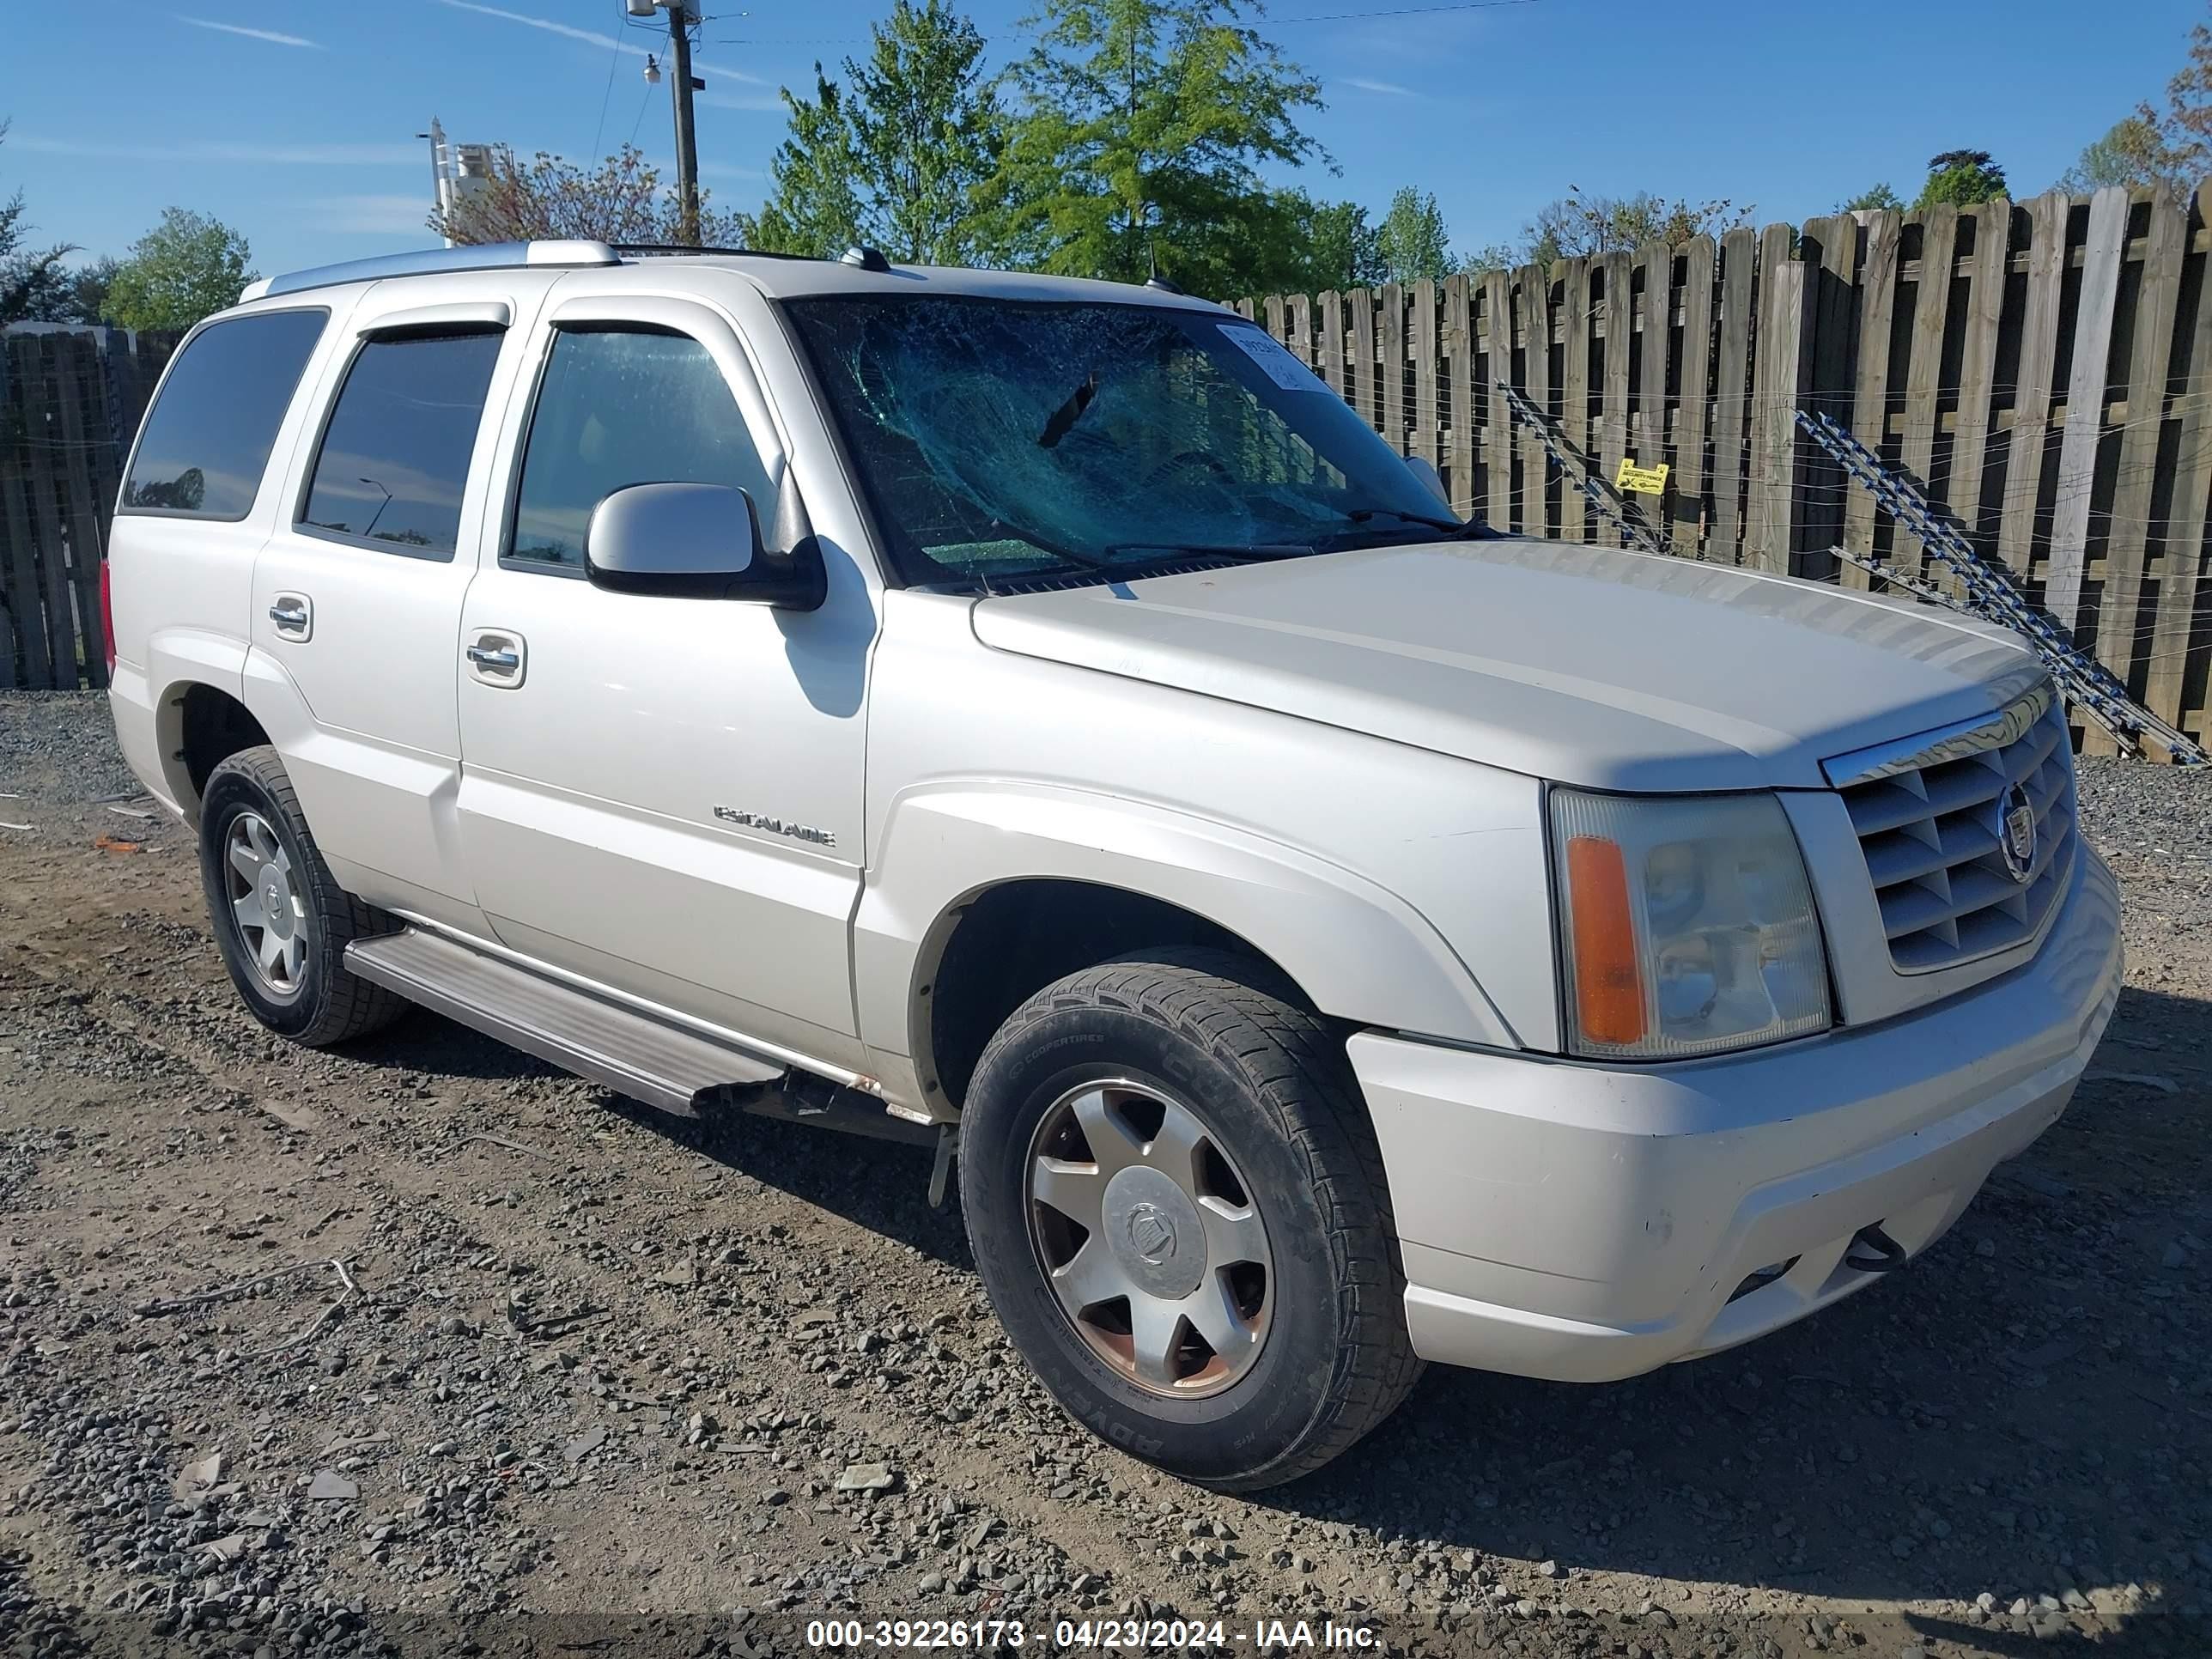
[1558,258,1593,544]
[1672,234,1714,555]
[2047,186,2130,632]
[1747,226,1807,572]
[1947,200,2013,564]
[1995,193,2071,582]
[1443,273,1472,514]
[1709,227,1758,566]
[1470,271,1502,526]
[1413,277,1439,477]
[1596,250,1632,544]
[1893,205,1959,579]
[2147,181,2212,730]
[2090,190,2188,753]
[1842,210,1903,586]
[1514,263,1550,537]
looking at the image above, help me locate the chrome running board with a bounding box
[345,928,784,1115]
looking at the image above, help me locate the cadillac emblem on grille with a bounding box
[1998,781,2037,884]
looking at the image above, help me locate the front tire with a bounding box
[198,745,405,1047]
[959,950,1420,1491]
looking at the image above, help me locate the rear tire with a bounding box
[959,949,1421,1491]
[198,745,406,1047]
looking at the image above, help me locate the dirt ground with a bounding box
[0,690,2207,1659]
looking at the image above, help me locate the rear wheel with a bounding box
[198,746,405,1046]
[959,950,1420,1491]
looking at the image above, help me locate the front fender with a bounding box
[854,781,1520,1104]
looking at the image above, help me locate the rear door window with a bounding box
[298,330,504,557]
[121,308,328,519]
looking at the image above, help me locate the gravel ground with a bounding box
[0,690,2206,1659]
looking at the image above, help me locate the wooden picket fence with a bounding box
[1240,185,2212,757]
[0,325,176,691]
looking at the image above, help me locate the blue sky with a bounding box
[3,0,2205,279]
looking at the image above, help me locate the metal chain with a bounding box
[1796,410,2206,767]
[1494,382,1670,557]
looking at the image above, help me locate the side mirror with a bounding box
[1405,455,1450,508]
[584,482,824,608]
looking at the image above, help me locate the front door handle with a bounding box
[268,594,313,641]
[465,629,526,688]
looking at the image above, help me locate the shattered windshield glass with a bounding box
[784,295,1474,586]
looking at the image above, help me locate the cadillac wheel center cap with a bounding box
[1101,1166,1206,1300]
[1997,781,2037,885]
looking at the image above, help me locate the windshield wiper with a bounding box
[1341,506,1490,538]
[1102,541,1316,563]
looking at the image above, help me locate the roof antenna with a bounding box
[839,245,890,273]
[1144,254,1183,296]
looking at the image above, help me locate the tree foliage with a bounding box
[1838,182,1904,213]
[1375,186,1452,283]
[1912,149,2008,209]
[101,208,252,332]
[433,144,747,247]
[747,0,1002,264]
[985,0,1325,295]
[2057,12,2212,199]
[0,120,79,325]
[1501,187,1747,269]
[2058,115,2178,194]
[1285,193,1382,289]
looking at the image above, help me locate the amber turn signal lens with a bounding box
[1565,835,1647,1047]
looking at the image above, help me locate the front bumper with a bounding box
[1351,847,2123,1382]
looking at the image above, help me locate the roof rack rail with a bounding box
[240,240,622,302]
[609,242,828,263]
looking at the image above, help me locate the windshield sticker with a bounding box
[1218,325,1319,391]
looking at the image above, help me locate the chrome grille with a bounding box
[1829,690,2077,973]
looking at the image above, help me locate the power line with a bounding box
[1270,0,1542,24]
[587,0,627,161]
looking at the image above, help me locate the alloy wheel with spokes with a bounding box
[1025,1079,1273,1397]
[222,808,308,997]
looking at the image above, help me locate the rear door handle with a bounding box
[465,629,526,688]
[268,594,313,640]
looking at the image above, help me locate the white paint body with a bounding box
[105,252,2123,1384]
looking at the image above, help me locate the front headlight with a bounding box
[1549,787,1832,1060]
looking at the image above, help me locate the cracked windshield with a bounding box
[787,296,1471,586]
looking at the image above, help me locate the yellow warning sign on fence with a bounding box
[1615,459,1669,495]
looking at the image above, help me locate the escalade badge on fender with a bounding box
[714,806,836,848]
[1998,782,2037,884]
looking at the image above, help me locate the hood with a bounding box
[969,538,2045,792]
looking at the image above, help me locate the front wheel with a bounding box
[958,950,1421,1491]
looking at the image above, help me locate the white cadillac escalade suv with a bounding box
[106,240,2122,1491]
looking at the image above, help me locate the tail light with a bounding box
[100,558,117,675]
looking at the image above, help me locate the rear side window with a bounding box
[121,308,327,519]
[299,331,504,556]
[508,327,773,569]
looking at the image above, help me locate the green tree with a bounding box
[747,0,1002,264]
[2059,115,2180,193]
[1839,182,1903,212]
[1374,185,1451,283]
[1461,242,1518,278]
[1912,149,2008,209]
[745,68,866,256]
[100,208,252,331]
[433,145,748,247]
[1280,192,1381,289]
[987,0,1325,296]
[1,119,77,325]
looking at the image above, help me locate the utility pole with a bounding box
[665,1,701,246]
